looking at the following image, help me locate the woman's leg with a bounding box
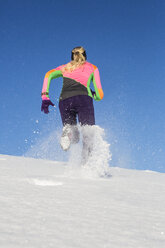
[75,96,95,164]
[59,98,80,150]
[58,96,95,158]
[59,98,77,126]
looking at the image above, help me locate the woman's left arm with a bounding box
[41,66,63,114]
[41,68,63,100]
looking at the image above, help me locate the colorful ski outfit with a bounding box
[41,61,104,126]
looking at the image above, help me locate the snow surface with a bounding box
[0,154,165,248]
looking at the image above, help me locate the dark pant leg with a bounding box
[59,98,77,126]
[74,95,95,163]
[59,98,79,145]
[59,95,95,126]
[76,96,95,126]
[59,96,95,155]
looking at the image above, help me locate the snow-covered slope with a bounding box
[0,154,165,248]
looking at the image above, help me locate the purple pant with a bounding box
[59,95,95,126]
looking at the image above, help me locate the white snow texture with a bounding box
[0,154,165,247]
[0,126,165,247]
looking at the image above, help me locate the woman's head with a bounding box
[71,46,87,62]
[62,46,87,73]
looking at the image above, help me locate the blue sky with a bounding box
[0,0,165,172]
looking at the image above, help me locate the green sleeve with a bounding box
[46,70,63,96]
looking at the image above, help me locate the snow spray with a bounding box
[66,125,112,178]
[24,128,68,161]
[25,125,112,178]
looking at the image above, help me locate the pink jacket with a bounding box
[41,61,104,101]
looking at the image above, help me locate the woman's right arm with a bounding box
[91,66,104,101]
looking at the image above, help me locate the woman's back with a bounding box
[61,61,95,87]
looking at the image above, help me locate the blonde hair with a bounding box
[62,46,86,73]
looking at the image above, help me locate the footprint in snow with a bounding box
[27,178,64,186]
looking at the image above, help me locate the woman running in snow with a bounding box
[41,46,104,162]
